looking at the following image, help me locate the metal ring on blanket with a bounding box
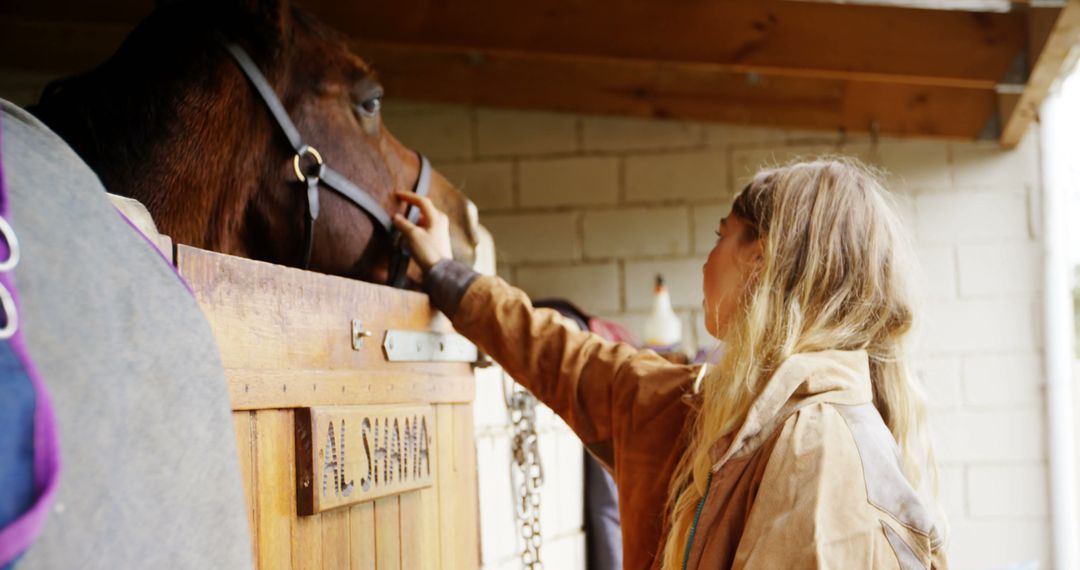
[0,281,17,340]
[0,216,20,272]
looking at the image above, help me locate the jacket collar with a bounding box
[710,349,873,471]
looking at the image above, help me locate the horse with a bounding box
[30,0,479,284]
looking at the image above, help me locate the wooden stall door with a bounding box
[178,246,479,570]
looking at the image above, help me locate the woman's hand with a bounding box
[393,191,453,273]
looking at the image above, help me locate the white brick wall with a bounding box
[393,105,1054,569]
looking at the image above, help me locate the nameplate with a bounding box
[295,405,434,515]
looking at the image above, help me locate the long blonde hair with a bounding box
[659,157,937,568]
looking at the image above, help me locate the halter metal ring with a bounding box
[0,217,20,272]
[0,282,18,340]
[292,145,325,183]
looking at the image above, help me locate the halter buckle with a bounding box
[293,145,325,183]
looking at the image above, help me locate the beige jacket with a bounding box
[427,261,947,570]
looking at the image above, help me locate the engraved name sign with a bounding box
[296,405,434,515]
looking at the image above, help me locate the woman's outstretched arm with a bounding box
[393,193,696,467]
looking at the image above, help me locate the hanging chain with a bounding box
[504,374,544,570]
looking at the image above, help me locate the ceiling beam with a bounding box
[998,0,1080,146]
[793,0,1022,11]
[305,0,1026,90]
[361,41,995,139]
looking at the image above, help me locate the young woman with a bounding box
[394,159,946,569]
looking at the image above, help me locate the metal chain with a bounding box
[504,374,544,570]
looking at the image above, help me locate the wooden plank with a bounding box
[795,0,1017,10]
[374,497,402,570]
[398,491,422,570]
[292,510,324,569]
[349,502,377,570]
[296,405,435,514]
[321,509,351,570]
[233,412,259,567]
[253,410,295,570]
[176,246,475,410]
[309,0,1025,89]
[1000,1,1080,146]
[451,404,479,569]
[226,369,474,411]
[434,404,480,570]
[417,485,440,570]
[364,42,996,139]
[420,405,443,570]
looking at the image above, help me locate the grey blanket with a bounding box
[1,100,252,570]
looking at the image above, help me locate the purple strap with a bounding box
[0,114,62,566]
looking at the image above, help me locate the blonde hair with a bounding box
[659,157,938,568]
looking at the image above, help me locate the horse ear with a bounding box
[239,0,291,44]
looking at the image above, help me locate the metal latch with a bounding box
[382,330,479,363]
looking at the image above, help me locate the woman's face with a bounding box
[702,213,764,339]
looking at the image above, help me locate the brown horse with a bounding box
[31,0,478,283]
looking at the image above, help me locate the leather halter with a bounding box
[222,42,430,288]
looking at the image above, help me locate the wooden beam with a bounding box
[306,0,1026,89]
[0,18,131,74]
[361,42,995,139]
[999,0,1080,146]
[795,0,1017,11]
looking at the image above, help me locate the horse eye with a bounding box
[357,96,382,117]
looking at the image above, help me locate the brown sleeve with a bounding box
[432,263,695,467]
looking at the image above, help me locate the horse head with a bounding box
[32,0,479,284]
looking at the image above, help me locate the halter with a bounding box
[222,42,430,288]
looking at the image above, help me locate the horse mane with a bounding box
[30,1,291,251]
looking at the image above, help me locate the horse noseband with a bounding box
[221,42,430,288]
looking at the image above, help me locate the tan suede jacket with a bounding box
[426,260,947,570]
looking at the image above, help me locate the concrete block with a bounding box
[476,109,579,156]
[930,408,1044,462]
[786,127,847,146]
[582,207,690,258]
[967,463,1048,517]
[876,139,951,193]
[703,123,789,147]
[914,245,958,300]
[474,367,511,432]
[952,137,1039,191]
[582,115,703,152]
[476,434,522,564]
[483,213,579,263]
[381,101,472,160]
[555,431,584,534]
[947,518,1048,570]
[516,263,621,313]
[538,428,559,537]
[939,464,966,518]
[915,191,1028,244]
[438,161,515,211]
[962,352,1044,408]
[957,242,1042,296]
[915,356,963,410]
[519,157,619,207]
[730,145,842,188]
[623,258,703,311]
[542,533,586,570]
[691,204,732,255]
[624,151,730,203]
[922,298,1039,352]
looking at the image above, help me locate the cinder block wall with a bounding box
[385,101,1050,569]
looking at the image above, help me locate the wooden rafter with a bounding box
[359,41,995,138]
[0,0,1071,143]
[999,0,1080,147]
[307,0,1025,90]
